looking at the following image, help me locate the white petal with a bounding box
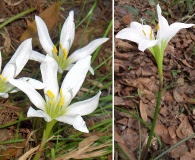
[0,93,8,98]
[60,11,75,53]
[67,91,101,116]
[68,38,109,64]
[0,51,2,73]
[18,77,46,89]
[1,63,15,78]
[40,55,59,98]
[8,78,45,110]
[55,115,89,133]
[30,51,46,63]
[35,16,54,56]
[89,66,94,75]
[138,39,158,51]
[116,27,157,51]
[27,107,52,122]
[61,56,91,106]
[164,23,194,42]
[156,4,170,41]
[2,39,32,78]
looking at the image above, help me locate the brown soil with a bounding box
[114,0,195,159]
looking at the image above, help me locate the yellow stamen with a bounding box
[142,30,146,36]
[150,28,153,40]
[60,43,68,60]
[47,90,55,99]
[52,45,58,54]
[63,48,68,60]
[58,89,64,107]
[157,24,160,30]
[0,75,7,82]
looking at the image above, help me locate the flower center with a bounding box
[45,89,66,119]
[0,75,8,93]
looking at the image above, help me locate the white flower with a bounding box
[32,11,109,73]
[116,4,194,80]
[9,55,101,133]
[116,4,194,53]
[0,39,45,98]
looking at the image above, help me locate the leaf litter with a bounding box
[0,0,112,159]
[115,0,195,159]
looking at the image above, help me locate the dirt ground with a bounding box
[114,0,195,159]
[0,0,112,159]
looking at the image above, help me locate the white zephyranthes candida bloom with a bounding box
[9,55,101,133]
[32,11,109,73]
[0,39,45,98]
[116,4,194,79]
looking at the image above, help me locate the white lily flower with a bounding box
[9,55,101,133]
[116,4,194,81]
[0,39,33,98]
[116,4,194,53]
[32,11,109,73]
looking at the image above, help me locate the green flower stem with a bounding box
[0,8,36,30]
[33,120,57,160]
[57,72,62,83]
[141,69,163,160]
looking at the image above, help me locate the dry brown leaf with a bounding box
[180,152,195,160]
[168,126,176,139]
[18,145,39,160]
[139,100,148,122]
[173,88,183,103]
[116,141,136,160]
[0,129,13,142]
[114,130,125,144]
[114,96,125,106]
[121,128,139,151]
[78,135,99,149]
[20,3,59,45]
[169,143,188,158]
[176,115,194,139]
[155,125,177,145]
[55,136,109,160]
[182,59,193,68]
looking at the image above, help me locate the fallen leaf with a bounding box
[176,115,194,139]
[20,3,59,46]
[155,125,177,145]
[139,100,148,122]
[173,88,183,103]
[169,143,188,158]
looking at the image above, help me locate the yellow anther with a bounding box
[157,24,160,30]
[47,90,55,99]
[0,75,7,82]
[150,28,153,40]
[60,43,68,60]
[60,89,63,96]
[58,89,64,107]
[63,48,68,60]
[142,30,146,36]
[52,45,58,54]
